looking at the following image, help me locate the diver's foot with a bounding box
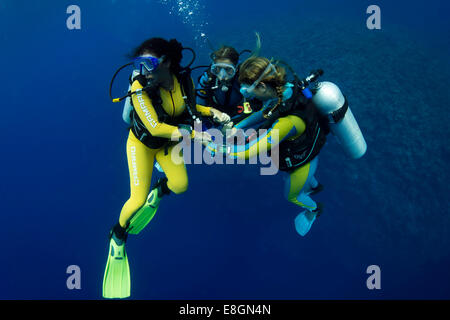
[111,223,128,245]
[154,177,170,197]
[312,202,324,217]
[294,203,323,236]
[103,228,131,299]
[308,183,324,196]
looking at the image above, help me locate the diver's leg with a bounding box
[125,140,172,235]
[309,176,319,189]
[126,142,185,235]
[155,144,188,195]
[285,158,319,211]
[125,144,187,234]
[285,157,321,236]
[103,131,156,298]
[303,157,322,195]
[118,130,156,228]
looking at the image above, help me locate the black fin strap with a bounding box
[154,177,171,196]
[112,223,128,242]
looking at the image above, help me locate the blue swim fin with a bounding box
[294,203,323,236]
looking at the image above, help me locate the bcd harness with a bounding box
[196,68,239,112]
[259,80,330,172]
[129,70,201,150]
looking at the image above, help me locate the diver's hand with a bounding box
[193,131,212,144]
[225,126,238,139]
[222,121,234,130]
[220,121,234,135]
[225,126,238,145]
[203,141,228,154]
[210,108,231,124]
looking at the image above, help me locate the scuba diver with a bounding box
[206,56,366,237]
[196,44,263,127]
[103,37,231,299]
[197,46,246,119]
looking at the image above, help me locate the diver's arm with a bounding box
[131,81,184,140]
[192,77,231,123]
[224,115,306,160]
[196,72,210,106]
[191,77,212,116]
[195,104,213,116]
[197,103,232,124]
[234,108,267,130]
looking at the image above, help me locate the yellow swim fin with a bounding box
[102,236,130,299]
[127,187,162,235]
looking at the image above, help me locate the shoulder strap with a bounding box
[134,76,168,123]
[178,69,202,123]
[258,80,305,130]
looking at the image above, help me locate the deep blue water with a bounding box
[0,0,449,299]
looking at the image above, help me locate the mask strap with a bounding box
[248,62,277,92]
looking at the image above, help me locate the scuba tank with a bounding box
[122,70,140,125]
[291,67,366,159]
[311,81,367,159]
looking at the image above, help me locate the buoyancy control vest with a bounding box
[130,70,200,149]
[260,81,329,172]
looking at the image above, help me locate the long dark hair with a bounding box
[131,37,184,75]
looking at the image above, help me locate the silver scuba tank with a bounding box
[122,70,140,125]
[312,81,367,159]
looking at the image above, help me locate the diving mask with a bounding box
[210,63,236,81]
[239,63,277,99]
[133,55,165,76]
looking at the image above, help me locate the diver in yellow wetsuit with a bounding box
[103,38,230,299]
[207,57,328,237]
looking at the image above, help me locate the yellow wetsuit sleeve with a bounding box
[214,115,306,160]
[195,104,212,116]
[192,78,212,116]
[131,80,181,139]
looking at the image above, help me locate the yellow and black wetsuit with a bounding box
[119,75,211,227]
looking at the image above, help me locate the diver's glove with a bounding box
[204,141,228,155]
[222,121,234,130]
[177,124,211,144]
[193,130,212,144]
[220,121,234,135]
[199,72,212,86]
[225,125,238,139]
[210,108,231,124]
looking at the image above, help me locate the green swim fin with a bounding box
[127,186,162,235]
[102,236,130,299]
